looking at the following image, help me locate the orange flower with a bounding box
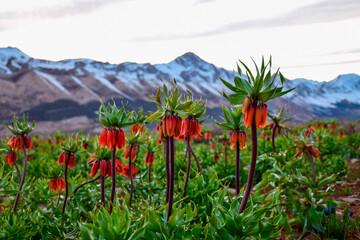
[255,105,263,128]
[124,146,131,160]
[116,130,126,150]
[211,143,216,150]
[49,179,57,191]
[165,116,176,137]
[238,131,247,149]
[242,96,250,113]
[57,178,66,190]
[204,132,212,140]
[7,136,24,151]
[130,146,139,161]
[293,149,303,158]
[107,129,116,150]
[131,124,139,134]
[144,152,154,164]
[5,152,16,166]
[174,116,182,138]
[24,136,32,150]
[180,118,190,137]
[260,104,267,127]
[100,160,108,177]
[122,164,137,179]
[222,140,228,146]
[309,147,320,159]
[90,161,100,177]
[49,178,66,191]
[68,154,76,169]
[57,152,65,165]
[115,159,123,174]
[229,131,237,149]
[98,128,108,148]
[244,104,255,128]
[58,152,76,169]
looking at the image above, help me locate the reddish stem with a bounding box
[183,136,191,196]
[62,152,70,213]
[128,157,134,207]
[239,119,257,213]
[101,176,105,206]
[167,136,175,221]
[306,149,317,182]
[110,145,116,214]
[272,125,277,153]
[73,175,101,194]
[165,136,170,204]
[190,146,201,174]
[13,142,28,213]
[236,141,240,196]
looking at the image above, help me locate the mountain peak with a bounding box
[0,47,31,61]
[173,52,206,67]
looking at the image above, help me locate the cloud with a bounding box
[134,0,360,41]
[0,0,128,31]
[281,59,360,69]
[329,48,360,55]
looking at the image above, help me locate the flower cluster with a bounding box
[5,152,16,165]
[122,164,137,179]
[180,118,202,139]
[7,136,32,150]
[57,152,76,169]
[160,115,182,138]
[229,131,247,150]
[293,145,320,159]
[131,124,144,135]
[204,132,211,140]
[124,145,139,161]
[49,178,66,191]
[242,97,267,128]
[98,129,126,150]
[144,152,154,164]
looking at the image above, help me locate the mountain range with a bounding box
[0,47,359,134]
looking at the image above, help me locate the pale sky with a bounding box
[0,0,359,82]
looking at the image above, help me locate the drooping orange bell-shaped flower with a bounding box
[116,129,126,150]
[98,128,108,148]
[107,129,116,150]
[5,152,16,166]
[90,161,100,177]
[100,160,108,177]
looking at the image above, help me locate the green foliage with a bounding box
[220,57,296,104]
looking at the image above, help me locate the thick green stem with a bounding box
[13,143,28,213]
[239,120,257,214]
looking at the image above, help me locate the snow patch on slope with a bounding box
[71,76,98,97]
[35,70,70,95]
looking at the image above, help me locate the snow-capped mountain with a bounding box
[0,47,359,123]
